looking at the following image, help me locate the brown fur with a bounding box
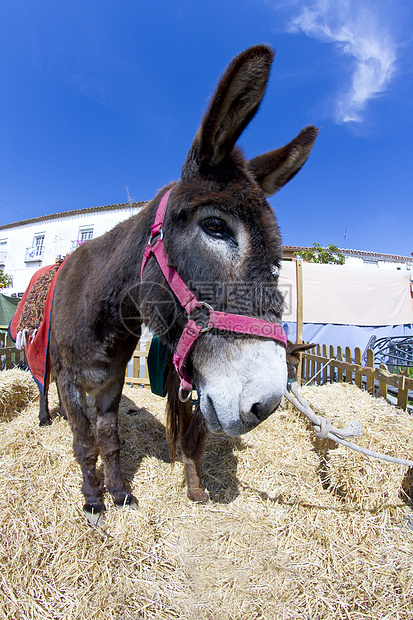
[286,341,316,381]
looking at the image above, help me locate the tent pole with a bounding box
[296,257,304,384]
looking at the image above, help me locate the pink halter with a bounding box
[141,187,287,399]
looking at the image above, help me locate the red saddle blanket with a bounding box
[9,258,69,393]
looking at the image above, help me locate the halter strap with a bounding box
[140,186,287,394]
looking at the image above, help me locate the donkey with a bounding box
[46,45,318,519]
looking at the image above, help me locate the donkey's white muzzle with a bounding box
[193,338,287,435]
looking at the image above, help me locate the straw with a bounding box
[0,371,412,619]
[0,368,38,421]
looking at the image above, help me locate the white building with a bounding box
[341,248,413,271]
[1,208,412,296]
[282,246,412,271]
[0,201,146,295]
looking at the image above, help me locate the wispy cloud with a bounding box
[277,0,398,123]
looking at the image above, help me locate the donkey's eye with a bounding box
[202,217,226,235]
[202,217,234,242]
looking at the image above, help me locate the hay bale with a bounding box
[297,382,413,510]
[0,368,38,421]
[0,376,412,619]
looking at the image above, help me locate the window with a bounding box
[72,226,94,249]
[79,227,93,242]
[362,258,379,267]
[34,234,45,256]
[25,232,45,262]
[0,239,6,263]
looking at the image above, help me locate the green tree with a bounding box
[0,269,13,289]
[295,242,345,265]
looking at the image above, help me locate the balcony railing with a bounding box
[25,245,44,262]
[70,239,90,251]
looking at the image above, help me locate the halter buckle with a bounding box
[178,386,192,403]
[147,228,163,246]
[192,301,214,333]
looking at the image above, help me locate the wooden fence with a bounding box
[0,341,150,383]
[300,344,413,411]
[126,342,413,411]
[125,341,151,387]
[0,347,27,370]
[2,336,412,411]
[0,332,26,370]
[0,335,152,383]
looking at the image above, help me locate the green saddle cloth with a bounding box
[147,336,170,397]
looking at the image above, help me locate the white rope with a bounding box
[15,328,36,350]
[16,329,28,350]
[287,382,362,439]
[285,382,413,469]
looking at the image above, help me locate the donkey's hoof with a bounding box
[114,493,138,510]
[187,489,209,504]
[83,503,105,527]
[39,417,52,427]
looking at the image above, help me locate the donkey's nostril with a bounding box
[251,402,262,420]
[250,402,269,422]
[250,396,281,423]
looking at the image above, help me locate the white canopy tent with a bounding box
[279,261,413,351]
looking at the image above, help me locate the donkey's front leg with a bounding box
[95,379,137,509]
[181,402,209,504]
[57,375,104,516]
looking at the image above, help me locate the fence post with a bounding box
[329,345,335,383]
[354,347,362,389]
[309,346,316,384]
[337,346,343,382]
[295,258,303,385]
[296,258,303,344]
[397,370,409,410]
[315,344,321,384]
[378,363,388,400]
[299,350,305,384]
[145,341,151,383]
[366,349,375,395]
[322,344,328,384]
[345,347,352,383]
[133,348,140,379]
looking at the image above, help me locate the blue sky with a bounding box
[1,0,412,256]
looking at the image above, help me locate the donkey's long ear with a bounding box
[248,125,319,196]
[183,45,274,178]
[287,341,316,355]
